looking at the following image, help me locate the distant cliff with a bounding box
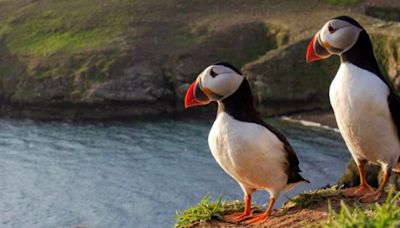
[0,0,399,119]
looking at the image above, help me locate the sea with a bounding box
[0,118,350,228]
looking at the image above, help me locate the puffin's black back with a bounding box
[214,62,243,75]
[218,78,309,184]
[334,16,363,29]
[341,30,383,82]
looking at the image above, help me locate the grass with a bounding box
[175,187,340,227]
[0,0,398,107]
[174,187,400,227]
[7,29,116,55]
[323,0,361,6]
[0,0,137,55]
[322,190,400,228]
[175,194,262,228]
[283,186,341,210]
[366,7,400,22]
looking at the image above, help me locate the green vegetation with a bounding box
[178,188,400,227]
[370,34,400,89]
[0,0,137,55]
[175,187,340,227]
[366,7,400,22]
[175,194,262,228]
[323,0,361,6]
[175,195,237,228]
[322,191,400,228]
[284,186,341,210]
[0,0,398,118]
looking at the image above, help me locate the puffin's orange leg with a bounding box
[359,168,390,203]
[243,196,275,225]
[224,193,253,222]
[342,162,375,197]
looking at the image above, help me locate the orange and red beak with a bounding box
[184,79,211,108]
[306,33,331,63]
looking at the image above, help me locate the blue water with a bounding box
[0,118,350,228]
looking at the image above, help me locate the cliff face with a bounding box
[0,0,399,119]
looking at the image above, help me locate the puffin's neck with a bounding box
[340,30,383,78]
[217,78,259,120]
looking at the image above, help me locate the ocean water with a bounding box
[0,118,350,228]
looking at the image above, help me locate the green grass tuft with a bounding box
[322,190,400,228]
[175,194,261,228]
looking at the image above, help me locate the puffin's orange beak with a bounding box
[184,80,210,108]
[306,33,331,63]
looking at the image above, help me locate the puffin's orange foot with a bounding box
[359,190,382,203]
[342,185,375,197]
[224,211,253,223]
[242,212,269,225]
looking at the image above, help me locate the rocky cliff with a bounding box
[0,0,399,119]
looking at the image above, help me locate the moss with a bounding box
[370,33,400,89]
[336,159,380,188]
[195,22,283,68]
[366,7,400,22]
[243,39,339,115]
[283,186,341,212]
[323,0,360,6]
[0,0,137,55]
[337,159,400,191]
[7,29,118,55]
[0,0,398,117]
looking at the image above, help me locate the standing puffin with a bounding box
[184,62,309,224]
[306,16,400,202]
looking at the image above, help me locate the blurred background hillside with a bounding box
[1,1,400,227]
[0,0,399,119]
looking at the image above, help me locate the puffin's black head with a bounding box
[306,16,364,62]
[184,62,245,108]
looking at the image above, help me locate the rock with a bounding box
[86,61,173,103]
[165,21,287,114]
[336,159,380,188]
[243,39,338,115]
[336,159,400,190]
[0,1,399,119]
[370,33,400,90]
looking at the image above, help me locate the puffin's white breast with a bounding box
[208,112,288,194]
[329,62,400,165]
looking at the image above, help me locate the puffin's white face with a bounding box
[198,65,244,101]
[306,16,364,63]
[184,64,244,108]
[319,19,362,54]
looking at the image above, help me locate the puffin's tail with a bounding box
[288,167,310,184]
[284,172,310,192]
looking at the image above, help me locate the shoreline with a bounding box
[281,110,339,133]
[0,106,334,122]
[0,108,340,134]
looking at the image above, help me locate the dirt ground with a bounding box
[193,190,389,228]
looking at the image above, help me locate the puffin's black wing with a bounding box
[388,92,400,140]
[255,118,310,184]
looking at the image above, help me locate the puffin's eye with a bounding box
[210,69,218,78]
[328,25,336,33]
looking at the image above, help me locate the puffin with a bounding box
[306,16,400,202]
[184,62,309,224]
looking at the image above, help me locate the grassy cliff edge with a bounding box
[175,187,400,228]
